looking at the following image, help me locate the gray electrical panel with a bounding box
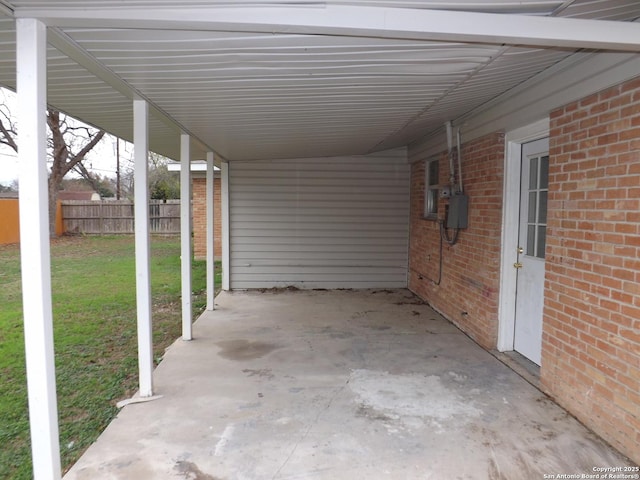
[447,194,469,229]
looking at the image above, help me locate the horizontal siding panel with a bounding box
[235,280,408,289]
[231,251,406,260]
[233,270,406,280]
[231,271,407,281]
[230,192,404,203]
[233,246,407,255]
[231,220,407,230]
[230,199,406,208]
[231,264,407,272]
[231,169,407,179]
[230,208,405,218]
[231,184,406,193]
[232,237,405,247]
[230,230,407,239]
[233,169,407,179]
[230,148,410,289]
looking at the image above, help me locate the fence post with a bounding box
[99,201,104,235]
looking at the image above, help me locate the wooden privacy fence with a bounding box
[61,200,181,234]
[0,198,20,244]
[0,199,65,244]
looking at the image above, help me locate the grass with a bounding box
[0,235,220,479]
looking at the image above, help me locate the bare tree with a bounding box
[47,110,106,235]
[0,91,106,236]
[73,161,103,192]
[0,96,17,152]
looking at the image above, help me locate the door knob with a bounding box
[513,262,523,269]
[517,246,524,254]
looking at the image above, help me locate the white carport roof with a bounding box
[0,1,640,163]
[5,3,640,479]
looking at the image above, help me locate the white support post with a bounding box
[133,99,153,397]
[16,18,62,480]
[180,134,193,340]
[206,151,215,311]
[221,160,230,291]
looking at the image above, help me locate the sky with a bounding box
[0,137,133,186]
[0,148,18,185]
[0,87,133,186]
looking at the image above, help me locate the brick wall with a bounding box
[408,79,640,463]
[542,76,640,463]
[409,132,505,349]
[192,176,222,260]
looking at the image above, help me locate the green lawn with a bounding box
[0,235,219,479]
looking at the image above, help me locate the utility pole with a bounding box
[116,137,121,200]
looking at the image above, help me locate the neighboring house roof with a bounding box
[0,2,638,163]
[167,161,220,173]
[57,191,101,201]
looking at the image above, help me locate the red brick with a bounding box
[589,102,608,115]
[599,85,622,100]
[579,116,599,129]
[537,79,640,462]
[598,133,620,145]
[619,127,640,140]
[599,110,622,124]
[607,142,630,155]
[580,92,600,107]
[621,103,640,117]
[610,93,634,108]
[192,176,222,260]
[621,76,640,93]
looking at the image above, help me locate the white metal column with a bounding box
[16,18,62,480]
[221,160,230,291]
[206,151,215,311]
[133,99,153,397]
[180,134,193,340]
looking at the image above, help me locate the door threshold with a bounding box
[491,350,540,390]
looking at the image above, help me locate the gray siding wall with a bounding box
[229,148,410,289]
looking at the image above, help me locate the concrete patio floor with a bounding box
[64,289,633,480]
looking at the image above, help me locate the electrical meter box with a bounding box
[447,194,469,229]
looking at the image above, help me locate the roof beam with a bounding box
[15,6,640,52]
[0,1,13,17]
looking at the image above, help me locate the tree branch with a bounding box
[73,161,102,193]
[0,114,17,152]
[64,129,106,177]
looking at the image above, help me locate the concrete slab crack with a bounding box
[271,379,349,479]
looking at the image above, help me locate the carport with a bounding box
[63,289,631,479]
[2,2,640,478]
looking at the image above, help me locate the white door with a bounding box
[514,138,549,365]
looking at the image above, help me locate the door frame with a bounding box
[497,118,549,352]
